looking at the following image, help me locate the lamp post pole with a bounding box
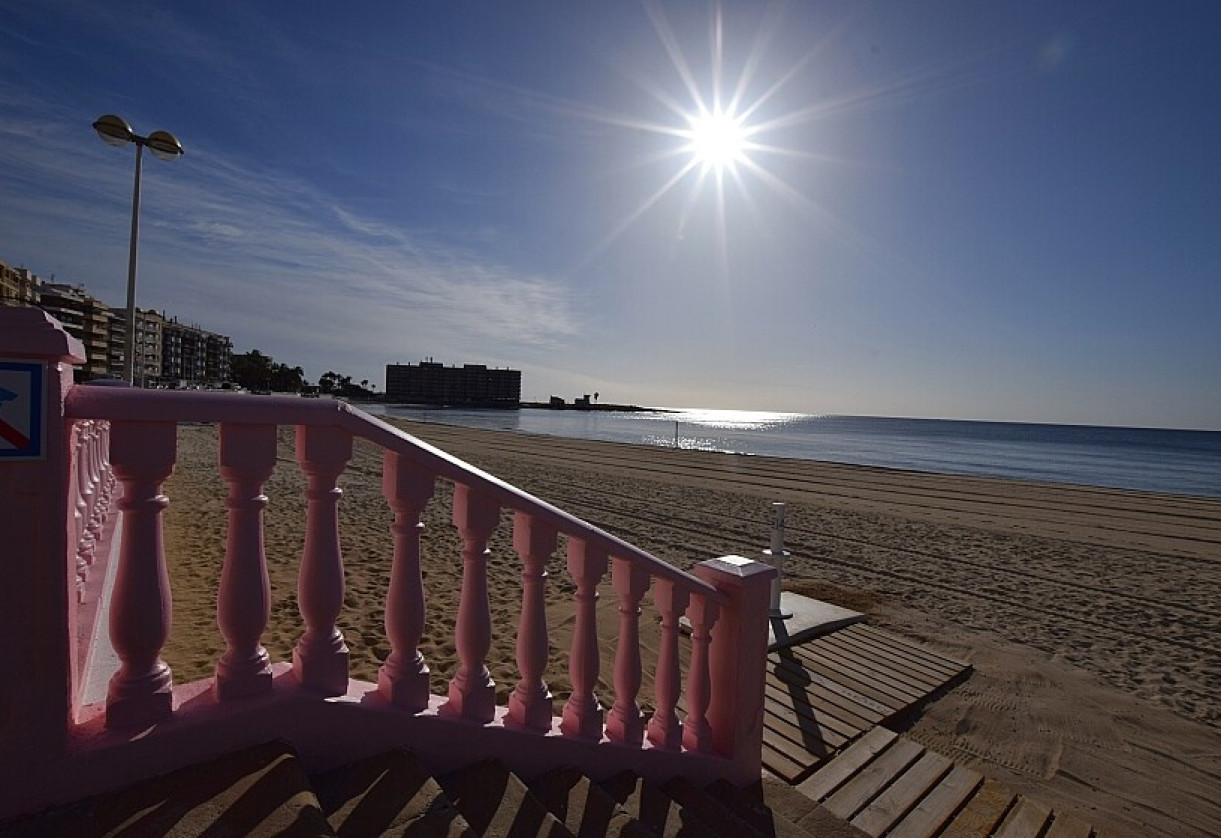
[123,142,144,385]
[92,114,183,385]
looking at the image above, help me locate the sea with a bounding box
[362,405,1221,499]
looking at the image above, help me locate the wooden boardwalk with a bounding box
[761,622,971,782]
[757,622,1104,836]
[795,726,1100,837]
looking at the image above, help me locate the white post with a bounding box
[763,502,792,618]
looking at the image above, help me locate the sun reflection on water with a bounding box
[658,407,806,430]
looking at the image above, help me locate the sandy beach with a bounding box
[159,418,1221,837]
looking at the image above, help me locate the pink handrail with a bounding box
[64,387,723,602]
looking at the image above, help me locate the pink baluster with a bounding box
[105,420,177,729]
[506,512,557,732]
[99,421,116,511]
[606,558,650,745]
[377,452,435,711]
[647,579,690,751]
[71,424,88,602]
[441,484,500,723]
[681,593,719,753]
[85,421,105,544]
[561,538,607,741]
[292,425,352,695]
[74,422,96,572]
[214,423,277,700]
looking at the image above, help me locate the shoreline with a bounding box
[160,419,1221,837]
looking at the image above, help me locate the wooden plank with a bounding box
[769,654,895,719]
[797,726,898,803]
[809,635,944,696]
[792,643,927,706]
[766,667,879,730]
[846,622,968,670]
[803,640,939,701]
[762,705,850,759]
[1044,810,1095,838]
[887,764,983,838]
[789,639,929,703]
[786,640,918,703]
[764,691,870,747]
[768,657,888,726]
[761,684,859,747]
[779,648,910,713]
[822,737,926,821]
[940,778,1016,838]
[835,623,962,675]
[761,734,814,782]
[819,636,950,694]
[850,750,954,836]
[994,797,1053,838]
[851,624,969,673]
[849,625,970,678]
[821,630,961,689]
[757,713,835,767]
[765,672,879,736]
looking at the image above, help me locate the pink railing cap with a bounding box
[65,387,722,602]
[0,307,87,362]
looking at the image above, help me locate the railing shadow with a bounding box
[770,616,830,760]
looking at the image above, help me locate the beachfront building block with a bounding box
[385,359,521,407]
[0,306,779,819]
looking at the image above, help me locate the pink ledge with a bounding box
[18,665,732,818]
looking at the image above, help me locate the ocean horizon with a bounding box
[363,404,1221,500]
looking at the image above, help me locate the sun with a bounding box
[573,3,827,267]
[684,107,750,172]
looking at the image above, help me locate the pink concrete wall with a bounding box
[0,308,86,781]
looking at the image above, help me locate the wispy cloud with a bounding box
[0,84,579,381]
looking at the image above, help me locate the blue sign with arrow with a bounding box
[0,360,45,459]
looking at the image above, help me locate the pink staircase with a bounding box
[0,307,776,822]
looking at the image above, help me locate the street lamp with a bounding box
[92,114,184,385]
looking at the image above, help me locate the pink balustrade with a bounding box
[0,307,775,821]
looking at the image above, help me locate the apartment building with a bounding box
[37,283,117,380]
[1,262,40,307]
[106,311,126,379]
[159,317,232,387]
[0,254,234,386]
[133,308,166,385]
[385,360,521,407]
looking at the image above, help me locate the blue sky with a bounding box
[1,2,1218,429]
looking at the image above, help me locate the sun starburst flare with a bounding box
[571,2,825,269]
[683,107,752,173]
